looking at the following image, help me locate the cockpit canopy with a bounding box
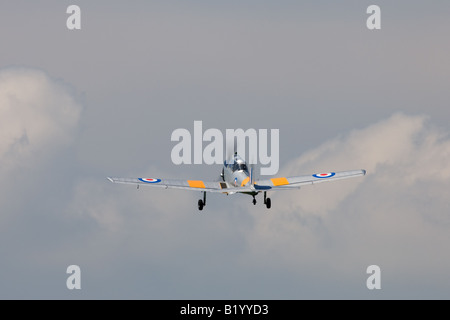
[231,162,247,172]
[225,153,248,172]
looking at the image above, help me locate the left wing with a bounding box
[107,177,254,193]
[253,169,366,190]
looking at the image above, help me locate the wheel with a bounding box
[198,199,204,211]
[252,198,257,205]
[266,198,271,209]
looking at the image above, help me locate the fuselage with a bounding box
[222,153,251,187]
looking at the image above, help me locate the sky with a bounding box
[1,1,450,299]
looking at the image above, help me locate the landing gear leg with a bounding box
[264,192,271,209]
[198,192,206,211]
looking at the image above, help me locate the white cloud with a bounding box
[272,113,449,215]
[245,113,450,296]
[0,68,81,169]
[0,67,82,229]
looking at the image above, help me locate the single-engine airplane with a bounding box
[108,152,366,210]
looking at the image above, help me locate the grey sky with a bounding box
[1,1,450,299]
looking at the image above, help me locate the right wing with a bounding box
[253,169,366,190]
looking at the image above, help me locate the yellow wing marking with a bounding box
[187,180,206,188]
[270,177,289,186]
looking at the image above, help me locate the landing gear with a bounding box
[250,192,271,208]
[265,197,271,209]
[198,192,206,211]
[264,192,271,209]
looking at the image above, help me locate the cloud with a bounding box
[0,68,86,298]
[0,68,81,169]
[0,68,82,227]
[245,113,450,297]
[273,113,450,215]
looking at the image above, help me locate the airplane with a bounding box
[107,152,366,211]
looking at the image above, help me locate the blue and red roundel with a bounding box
[312,172,335,179]
[138,178,161,183]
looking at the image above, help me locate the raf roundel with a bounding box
[138,178,161,183]
[312,172,336,179]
